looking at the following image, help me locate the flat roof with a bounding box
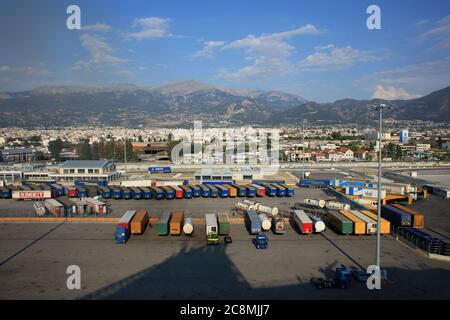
[60,160,111,168]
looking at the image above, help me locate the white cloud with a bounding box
[415,19,429,26]
[124,17,172,40]
[72,34,128,72]
[188,41,225,59]
[372,85,420,100]
[300,44,379,70]
[216,24,319,80]
[82,23,112,33]
[418,14,450,50]
[0,65,49,76]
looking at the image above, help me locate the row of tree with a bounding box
[76,139,137,161]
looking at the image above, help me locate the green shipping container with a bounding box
[218,212,230,235]
[156,211,171,235]
[326,211,353,234]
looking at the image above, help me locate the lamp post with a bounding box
[373,103,391,268]
[301,119,307,179]
[123,121,127,181]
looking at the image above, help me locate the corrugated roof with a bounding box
[60,160,111,168]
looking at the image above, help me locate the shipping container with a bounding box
[0,186,11,199]
[98,186,111,198]
[430,185,450,199]
[148,166,171,174]
[12,190,52,200]
[139,187,152,199]
[338,210,367,235]
[84,185,99,197]
[271,183,286,197]
[33,201,46,216]
[205,213,218,234]
[197,184,211,197]
[85,197,107,215]
[218,212,230,235]
[293,209,313,234]
[205,184,218,198]
[150,186,164,200]
[57,196,77,216]
[256,182,277,196]
[245,210,262,235]
[243,184,257,197]
[306,213,326,233]
[187,184,201,197]
[275,184,294,197]
[345,187,386,199]
[156,211,172,235]
[160,186,175,199]
[69,198,91,215]
[76,186,87,198]
[118,210,136,231]
[213,184,229,198]
[325,201,351,211]
[183,217,194,235]
[170,186,184,199]
[331,179,367,188]
[230,184,247,197]
[381,205,412,227]
[75,180,108,187]
[130,209,148,235]
[259,213,272,231]
[325,211,354,234]
[120,187,132,199]
[179,185,192,198]
[350,210,377,234]
[360,210,391,234]
[271,215,286,234]
[303,198,326,209]
[299,179,330,188]
[64,186,77,198]
[110,187,122,199]
[114,226,129,244]
[129,187,143,200]
[170,210,185,235]
[250,184,266,197]
[45,199,64,217]
[50,184,64,197]
[391,204,424,228]
[366,182,405,195]
[224,185,237,197]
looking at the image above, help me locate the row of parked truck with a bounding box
[34,197,107,217]
[0,182,295,201]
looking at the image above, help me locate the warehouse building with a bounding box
[0,148,37,163]
[50,160,120,182]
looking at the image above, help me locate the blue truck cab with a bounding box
[111,187,122,199]
[139,187,152,199]
[253,234,268,249]
[188,185,201,197]
[151,187,164,200]
[114,226,130,244]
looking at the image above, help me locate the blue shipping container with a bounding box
[148,166,171,174]
[188,185,201,197]
[381,205,412,226]
[299,179,331,187]
[75,180,108,187]
[332,179,367,187]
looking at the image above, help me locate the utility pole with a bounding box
[123,121,127,180]
[373,103,391,269]
[301,119,306,179]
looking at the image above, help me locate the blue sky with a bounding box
[0,0,449,101]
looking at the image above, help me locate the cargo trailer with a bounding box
[293,210,313,234]
[257,182,277,196]
[33,201,46,216]
[129,187,143,200]
[271,184,286,197]
[150,186,164,200]
[84,185,99,197]
[303,198,326,209]
[275,184,294,197]
[118,210,136,231]
[183,217,194,235]
[187,185,201,197]
[205,213,219,244]
[76,186,87,198]
[170,210,184,235]
[366,182,405,195]
[243,185,257,197]
[245,210,262,235]
[64,186,77,198]
[338,210,366,235]
[345,187,386,199]
[230,184,247,197]
[205,184,218,198]
[325,211,354,235]
[213,184,229,198]
[430,185,450,199]
[69,198,91,215]
[138,187,152,199]
[57,196,77,216]
[331,179,367,188]
[50,184,64,197]
[157,211,172,235]
[130,209,149,235]
[250,184,265,197]
[120,187,132,199]
[218,212,230,235]
[45,199,64,217]
[197,184,211,197]
[110,187,122,199]
[224,185,237,197]
[306,213,326,233]
[259,213,272,231]
[12,190,52,200]
[350,210,377,234]
[299,179,330,188]
[98,186,111,198]
[85,197,107,215]
[0,187,11,199]
[160,186,175,199]
[271,215,286,234]
[391,204,424,228]
[381,205,412,227]
[360,210,391,234]
[326,201,351,211]
[170,186,184,199]
[179,185,192,198]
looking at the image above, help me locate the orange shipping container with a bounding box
[130,209,149,235]
[339,210,366,235]
[360,210,391,234]
[390,204,424,228]
[170,210,184,235]
[226,185,237,197]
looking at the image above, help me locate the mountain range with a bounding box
[0,80,448,127]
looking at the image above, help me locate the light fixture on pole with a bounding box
[373,103,392,269]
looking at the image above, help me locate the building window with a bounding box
[88,169,94,173]
[70,169,75,173]
[63,169,69,174]
[95,169,99,174]
[78,169,85,173]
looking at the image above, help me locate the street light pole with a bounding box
[124,122,127,180]
[301,119,306,179]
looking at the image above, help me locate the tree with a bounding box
[77,140,92,160]
[48,139,64,161]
